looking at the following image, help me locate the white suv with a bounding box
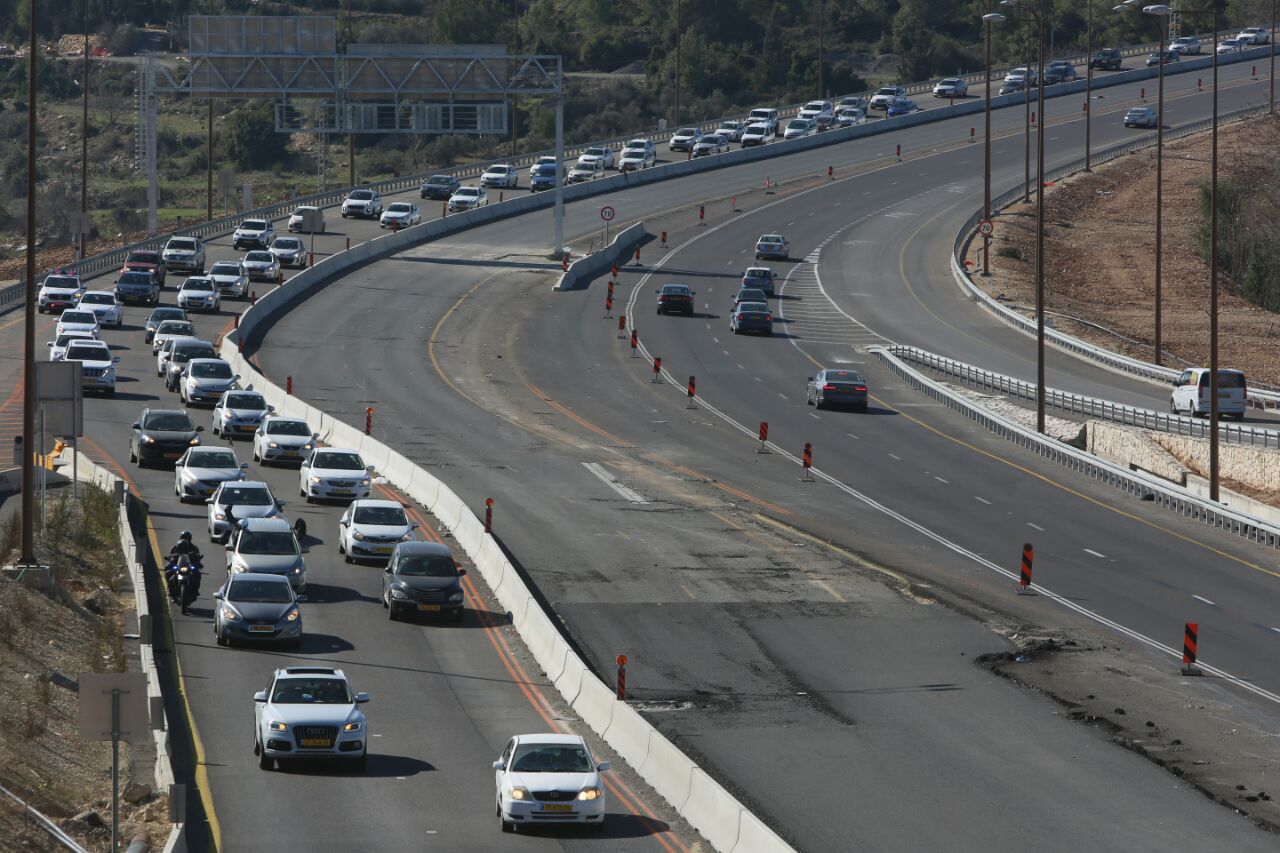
[232,219,275,251]
[341,189,383,219]
[254,667,369,771]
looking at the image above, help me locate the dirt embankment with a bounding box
[970,113,1280,386]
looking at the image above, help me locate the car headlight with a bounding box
[268,721,287,732]
[352,531,365,541]
[577,787,602,801]
[359,478,371,487]
[284,607,299,622]
[268,441,279,448]
[189,437,201,446]
[142,436,156,444]
[509,787,532,801]
[399,532,414,542]
[390,588,408,600]
[222,604,242,622]
[233,562,248,573]
[308,476,323,484]
[290,566,302,575]
[303,443,315,451]
[449,591,464,603]
[343,721,362,732]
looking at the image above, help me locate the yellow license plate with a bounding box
[373,546,393,554]
[282,450,299,456]
[542,804,573,813]
[332,489,353,496]
[417,604,440,612]
[301,738,329,747]
[248,625,274,633]
[238,425,256,432]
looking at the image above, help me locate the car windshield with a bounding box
[760,236,782,244]
[455,188,478,197]
[941,78,961,85]
[738,302,769,313]
[61,311,96,324]
[238,530,296,555]
[44,275,79,289]
[273,238,301,250]
[129,252,160,264]
[189,449,237,468]
[489,165,510,174]
[353,506,407,525]
[270,678,351,704]
[81,293,113,305]
[787,120,806,128]
[241,220,267,230]
[584,148,605,157]
[745,270,769,279]
[534,164,557,174]
[168,239,197,251]
[737,290,766,301]
[267,420,311,436]
[225,393,264,409]
[149,308,184,324]
[745,125,766,133]
[220,486,271,505]
[1216,372,1246,388]
[210,263,240,276]
[511,743,593,773]
[349,190,373,200]
[314,451,363,470]
[227,579,292,603]
[245,252,272,262]
[156,321,194,336]
[65,344,109,361]
[292,207,317,215]
[676,127,696,135]
[191,362,232,379]
[396,555,456,577]
[826,371,863,383]
[427,176,452,185]
[120,272,151,283]
[55,334,87,346]
[387,203,411,213]
[184,280,214,292]
[662,285,691,295]
[876,88,897,96]
[142,412,193,431]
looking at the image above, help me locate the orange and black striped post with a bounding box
[1018,544,1034,594]
[484,497,494,534]
[801,442,814,480]
[604,293,613,318]
[698,204,706,226]
[651,356,662,383]
[686,376,697,409]
[286,375,293,395]
[607,279,615,299]
[364,407,374,436]
[617,314,627,338]
[629,328,639,356]
[1181,623,1201,675]
[612,263,620,279]
[757,421,770,454]
[616,654,628,700]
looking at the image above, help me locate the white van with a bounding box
[748,107,780,135]
[1170,367,1247,419]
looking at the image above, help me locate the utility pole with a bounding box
[511,0,519,152]
[818,0,825,99]
[206,99,213,220]
[674,0,682,126]
[1084,0,1094,171]
[22,0,38,563]
[81,1,89,258]
[346,0,356,187]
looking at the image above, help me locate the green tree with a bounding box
[221,103,289,170]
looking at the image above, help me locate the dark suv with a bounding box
[419,174,460,200]
[130,408,202,468]
[1090,48,1123,70]
[382,542,466,621]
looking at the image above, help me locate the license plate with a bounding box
[417,604,440,612]
[164,452,181,459]
[372,546,393,554]
[248,625,274,633]
[282,450,299,457]
[301,738,329,747]
[542,804,573,813]
[331,489,353,496]
[238,425,256,432]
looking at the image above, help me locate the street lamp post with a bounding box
[983,8,1006,277]
[1117,0,1168,366]
[22,0,38,563]
[1002,0,1048,433]
[1023,22,1033,203]
[1085,0,1095,171]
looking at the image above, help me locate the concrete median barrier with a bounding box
[602,702,653,772]
[553,653,587,707]
[555,222,649,291]
[683,769,744,853]
[571,674,617,735]
[637,731,694,813]
[734,811,795,853]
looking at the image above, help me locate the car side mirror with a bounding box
[240,462,249,469]
[45,342,52,347]
[234,374,240,380]
[132,423,141,430]
[254,691,267,703]
[312,433,320,440]
[383,565,392,574]
[807,377,814,382]
[213,591,223,600]
[276,499,287,508]
[354,692,370,704]
[366,465,375,472]
[410,521,420,528]
[267,405,275,413]
[492,760,506,770]
[596,761,611,772]
[113,357,121,363]
[195,426,204,432]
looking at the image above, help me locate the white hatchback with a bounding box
[55,309,101,340]
[337,499,418,562]
[300,447,373,502]
[76,291,123,328]
[494,733,609,832]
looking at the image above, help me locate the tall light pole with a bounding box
[1003,0,1048,433]
[1116,0,1167,365]
[1023,19,1033,203]
[22,0,38,563]
[983,9,1007,277]
[674,0,683,126]
[1271,0,1276,113]
[1085,0,1095,170]
[80,1,89,259]
[818,0,825,98]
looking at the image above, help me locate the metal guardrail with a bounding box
[890,344,1280,448]
[870,346,1280,550]
[0,781,90,853]
[949,93,1280,409]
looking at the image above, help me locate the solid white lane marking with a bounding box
[1192,594,1216,607]
[974,496,992,505]
[933,476,949,484]
[1026,522,1045,531]
[582,462,649,504]
[1084,548,1107,559]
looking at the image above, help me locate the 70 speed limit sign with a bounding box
[978,219,994,237]
[600,206,616,222]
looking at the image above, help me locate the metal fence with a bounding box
[890,344,1280,448]
[871,346,1280,550]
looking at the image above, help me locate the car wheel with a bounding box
[215,624,229,647]
[382,590,389,610]
[1170,399,1179,414]
[501,814,515,833]
[258,747,273,771]
[344,551,354,564]
[855,402,868,413]
[388,601,398,621]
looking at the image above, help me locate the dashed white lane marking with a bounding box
[712,337,720,343]
[1192,594,1217,607]
[888,453,901,460]
[778,392,789,400]
[1084,548,1107,559]
[582,462,649,504]
[754,376,762,382]
[722,350,730,356]
[847,433,859,440]
[933,476,949,484]
[1026,522,1045,531]
[737,363,745,370]
[974,496,992,505]
[809,412,821,419]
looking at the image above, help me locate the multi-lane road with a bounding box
[6,51,1279,851]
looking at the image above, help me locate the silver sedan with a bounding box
[242,251,282,283]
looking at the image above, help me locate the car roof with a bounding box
[660,283,690,290]
[239,516,291,532]
[81,289,115,297]
[314,446,361,455]
[230,572,291,585]
[222,479,269,489]
[822,369,862,378]
[263,415,308,425]
[187,357,227,366]
[351,499,403,510]
[142,407,190,417]
[513,733,588,746]
[277,666,345,680]
[393,540,452,557]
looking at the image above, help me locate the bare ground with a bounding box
[968,112,1280,386]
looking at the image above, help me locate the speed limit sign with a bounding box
[600,206,616,222]
[978,219,994,237]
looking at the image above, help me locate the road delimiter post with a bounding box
[652,356,662,383]
[686,376,697,409]
[630,328,639,356]
[616,655,628,700]
[286,375,293,395]
[364,407,374,436]
[1181,623,1201,676]
[757,421,770,454]
[1018,543,1034,594]
[801,442,814,481]
[484,498,493,534]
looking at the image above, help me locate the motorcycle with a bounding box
[166,555,202,615]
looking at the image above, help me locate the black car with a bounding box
[130,408,202,468]
[382,541,466,621]
[1090,48,1123,70]
[420,174,461,200]
[656,283,696,316]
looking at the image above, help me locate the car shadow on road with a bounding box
[394,606,509,629]
[278,753,435,778]
[293,632,355,654]
[299,582,379,606]
[511,812,673,840]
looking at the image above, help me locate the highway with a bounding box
[245,59,1280,850]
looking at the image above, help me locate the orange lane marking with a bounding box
[378,482,685,851]
[525,382,635,448]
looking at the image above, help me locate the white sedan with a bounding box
[447,187,489,212]
[241,251,281,283]
[173,445,247,503]
[494,734,609,832]
[576,146,615,169]
[55,309,101,340]
[207,262,249,299]
[177,277,221,312]
[75,291,123,328]
[212,389,273,439]
[337,499,418,563]
[253,416,317,465]
[300,447,373,502]
[755,234,790,260]
[480,164,519,189]
[379,203,422,229]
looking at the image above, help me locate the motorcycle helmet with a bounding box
[179,530,193,542]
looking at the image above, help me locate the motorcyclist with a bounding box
[166,531,203,601]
